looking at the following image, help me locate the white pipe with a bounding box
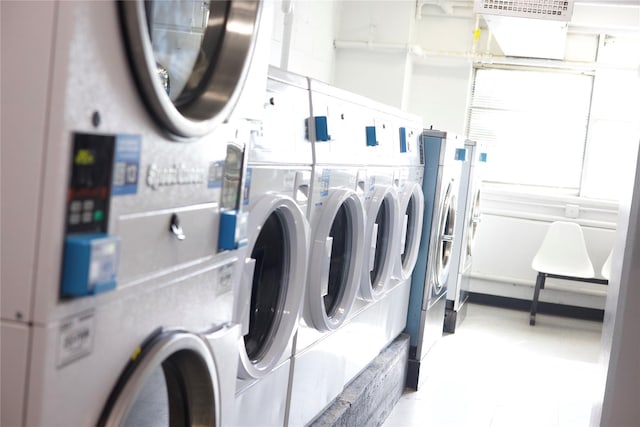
[482,208,618,229]
[333,39,639,71]
[280,0,295,70]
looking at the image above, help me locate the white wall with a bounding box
[409,60,472,135]
[270,0,340,82]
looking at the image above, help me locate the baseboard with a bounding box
[468,292,604,322]
[310,334,410,427]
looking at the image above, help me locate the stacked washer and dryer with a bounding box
[1,1,273,426]
[444,140,488,333]
[405,130,466,390]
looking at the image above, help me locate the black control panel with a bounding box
[65,133,115,234]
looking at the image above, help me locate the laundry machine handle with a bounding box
[369,223,379,271]
[400,214,409,255]
[236,258,256,336]
[316,236,334,297]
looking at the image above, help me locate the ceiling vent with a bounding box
[474,0,575,59]
[473,0,575,21]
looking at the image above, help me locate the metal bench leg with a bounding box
[530,272,546,326]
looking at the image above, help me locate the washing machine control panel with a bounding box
[61,133,120,298]
[65,133,114,234]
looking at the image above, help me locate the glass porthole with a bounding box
[120,0,262,138]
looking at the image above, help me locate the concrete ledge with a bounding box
[309,334,409,427]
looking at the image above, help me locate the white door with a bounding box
[307,189,365,331]
[236,195,309,379]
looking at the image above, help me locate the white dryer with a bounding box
[444,140,488,333]
[287,82,407,425]
[405,129,465,390]
[384,114,425,343]
[232,66,311,427]
[1,1,272,425]
[286,82,369,424]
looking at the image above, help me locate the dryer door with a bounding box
[467,187,482,260]
[432,180,456,296]
[397,182,425,281]
[120,0,263,138]
[98,330,221,427]
[236,195,309,379]
[360,185,401,301]
[307,189,365,331]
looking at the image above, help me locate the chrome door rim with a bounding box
[98,329,220,427]
[120,0,262,138]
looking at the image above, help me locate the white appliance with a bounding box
[286,79,370,425]
[1,1,272,425]
[384,114,425,341]
[405,130,465,390]
[286,81,412,425]
[444,140,488,332]
[232,66,311,427]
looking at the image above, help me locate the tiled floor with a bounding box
[382,303,604,427]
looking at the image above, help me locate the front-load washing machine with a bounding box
[1,1,271,425]
[232,66,311,427]
[286,108,369,425]
[301,81,405,409]
[405,129,465,390]
[444,140,488,333]
[384,114,425,343]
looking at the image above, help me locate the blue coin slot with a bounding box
[399,127,408,153]
[366,126,378,147]
[480,152,488,163]
[219,210,248,250]
[314,116,330,142]
[61,234,120,297]
[455,148,467,161]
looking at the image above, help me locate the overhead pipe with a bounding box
[280,0,295,70]
[333,39,638,71]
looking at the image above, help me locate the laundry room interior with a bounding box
[1,1,639,427]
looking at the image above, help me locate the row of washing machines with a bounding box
[1,1,486,426]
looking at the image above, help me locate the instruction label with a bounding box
[57,310,95,368]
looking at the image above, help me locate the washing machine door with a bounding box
[467,187,482,259]
[120,0,263,138]
[397,182,425,281]
[360,185,401,301]
[98,330,221,427]
[432,180,456,296]
[307,189,365,331]
[236,195,309,379]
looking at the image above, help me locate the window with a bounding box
[468,68,593,192]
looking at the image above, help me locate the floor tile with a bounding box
[382,303,603,427]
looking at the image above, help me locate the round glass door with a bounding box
[398,183,424,280]
[434,182,456,293]
[360,186,400,301]
[308,190,365,331]
[237,195,307,379]
[120,0,262,138]
[467,188,482,257]
[99,330,220,427]
[244,211,288,362]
